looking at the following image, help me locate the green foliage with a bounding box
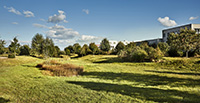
[8,37,20,55]
[100,38,110,52]
[167,28,199,58]
[19,45,31,55]
[43,37,55,57]
[64,45,74,53]
[8,53,15,58]
[115,41,125,54]
[65,49,70,55]
[168,47,183,57]
[146,47,163,62]
[89,42,99,55]
[157,42,169,56]
[126,42,136,49]
[130,46,148,62]
[73,43,81,54]
[79,44,92,56]
[0,39,6,54]
[31,33,44,55]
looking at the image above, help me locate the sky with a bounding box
[0,0,200,50]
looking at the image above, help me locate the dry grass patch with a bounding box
[36,60,83,77]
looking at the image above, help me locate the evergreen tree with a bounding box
[100,38,110,52]
[9,37,20,56]
[31,34,44,56]
[19,45,31,55]
[0,39,6,54]
[115,41,125,53]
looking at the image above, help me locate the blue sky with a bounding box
[0,0,200,49]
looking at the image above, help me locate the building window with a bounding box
[195,29,200,34]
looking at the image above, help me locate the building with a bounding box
[162,24,200,42]
[135,38,163,46]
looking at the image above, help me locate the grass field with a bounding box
[0,55,200,102]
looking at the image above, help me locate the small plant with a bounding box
[8,53,15,58]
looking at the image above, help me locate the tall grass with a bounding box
[37,60,83,76]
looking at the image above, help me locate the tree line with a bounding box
[0,28,199,60]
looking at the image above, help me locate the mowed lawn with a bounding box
[0,55,200,103]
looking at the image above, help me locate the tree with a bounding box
[73,43,81,54]
[9,37,20,56]
[167,28,199,58]
[0,39,6,54]
[31,34,44,56]
[64,45,74,53]
[65,49,70,55]
[89,42,99,55]
[19,45,30,55]
[100,38,110,52]
[126,42,136,48]
[115,41,125,53]
[43,37,55,57]
[54,46,61,57]
[79,44,91,56]
[157,42,169,56]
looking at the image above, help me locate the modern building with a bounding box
[135,38,163,46]
[162,24,200,42]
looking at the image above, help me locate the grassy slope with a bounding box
[0,55,200,103]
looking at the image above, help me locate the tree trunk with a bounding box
[186,50,189,58]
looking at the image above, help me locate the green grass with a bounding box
[0,55,200,102]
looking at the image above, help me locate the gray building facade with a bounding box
[162,24,200,42]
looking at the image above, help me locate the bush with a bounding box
[8,53,15,58]
[130,47,148,62]
[146,47,163,62]
[36,60,83,76]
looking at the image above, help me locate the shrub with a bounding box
[130,47,148,62]
[36,60,83,76]
[146,47,163,62]
[8,53,15,58]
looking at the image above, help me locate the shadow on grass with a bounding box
[145,70,200,76]
[93,57,127,63]
[0,97,10,103]
[83,72,200,87]
[68,81,200,103]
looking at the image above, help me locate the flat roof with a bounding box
[162,24,192,31]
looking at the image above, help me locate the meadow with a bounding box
[0,55,200,103]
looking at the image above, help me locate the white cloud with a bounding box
[158,17,177,27]
[76,35,101,43]
[82,9,89,14]
[46,24,79,40]
[33,23,49,29]
[23,10,34,17]
[40,18,46,22]
[4,6,21,15]
[48,10,67,23]
[189,16,199,20]
[12,22,18,25]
